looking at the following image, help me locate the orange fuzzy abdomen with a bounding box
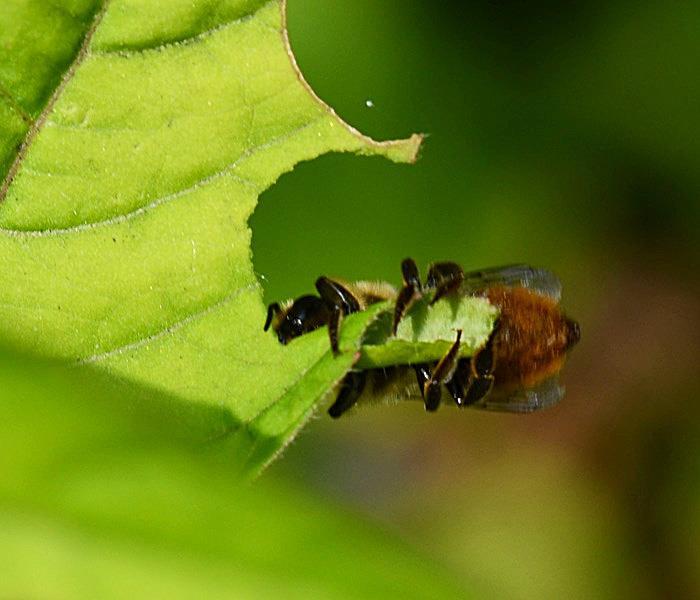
[486,286,571,388]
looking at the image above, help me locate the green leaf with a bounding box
[357,295,499,369]
[0,348,472,599]
[0,0,421,473]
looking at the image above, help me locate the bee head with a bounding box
[275,295,329,344]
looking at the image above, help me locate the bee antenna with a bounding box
[264,302,281,331]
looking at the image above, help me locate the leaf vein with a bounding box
[92,0,276,57]
[0,117,322,237]
[0,0,111,204]
[79,283,258,363]
[0,82,32,125]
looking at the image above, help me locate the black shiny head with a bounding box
[275,295,329,344]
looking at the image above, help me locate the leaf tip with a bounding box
[279,0,424,164]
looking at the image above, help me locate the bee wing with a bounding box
[470,376,565,413]
[462,264,562,301]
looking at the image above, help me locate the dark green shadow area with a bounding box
[0,345,474,598]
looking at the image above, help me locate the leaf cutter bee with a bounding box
[264,260,580,418]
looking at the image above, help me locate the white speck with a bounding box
[365,99,374,108]
[191,240,197,273]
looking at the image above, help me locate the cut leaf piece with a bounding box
[357,296,499,369]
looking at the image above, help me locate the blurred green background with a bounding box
[250,0,700,598]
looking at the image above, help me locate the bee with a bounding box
[264,260,580,418]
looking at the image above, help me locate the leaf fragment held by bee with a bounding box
[356,295,499,369]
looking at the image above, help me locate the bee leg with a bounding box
[328,371,367,418]
[446,358,471,407]
[413,363,431,396]
[392,258,422,334]
[463,323,498,405]
[463,375,495,405]
[316,276,361,314]
[426,261,464,305]
[413,363,442,412]
[326,306,343,355]
[263,302,281,331]
[315,276,362,355]
[419,329,462,412]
